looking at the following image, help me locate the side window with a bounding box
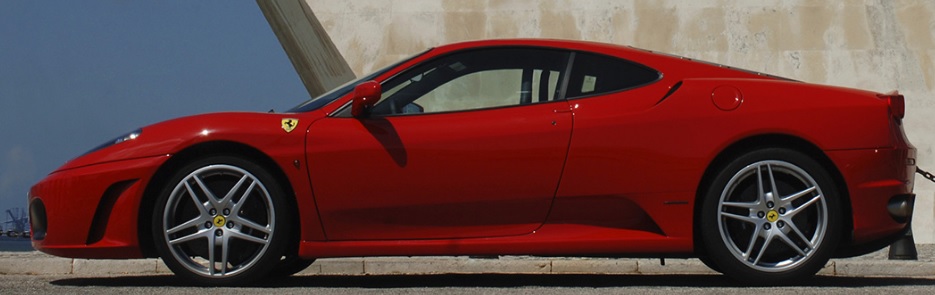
[416,69,519,113]
[566,52,660,99]
[371,48,569,116]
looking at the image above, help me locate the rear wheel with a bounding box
[152,156,293,286]
[700,148,840,284]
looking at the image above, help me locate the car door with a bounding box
[307,47,573,240]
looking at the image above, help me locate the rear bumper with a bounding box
[826,145,915,253]
[28,155,168,259]
[834,208,912,258]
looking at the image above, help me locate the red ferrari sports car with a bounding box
[29,39,915,285]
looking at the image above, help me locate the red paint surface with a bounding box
[29,39,915,260]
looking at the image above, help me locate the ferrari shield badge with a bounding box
[281,118,298,133]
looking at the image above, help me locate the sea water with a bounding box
[0,237,33,251]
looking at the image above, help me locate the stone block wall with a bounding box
[305,0,935,243]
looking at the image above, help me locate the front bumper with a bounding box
[29,155,169,259]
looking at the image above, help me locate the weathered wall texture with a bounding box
[305,0,935,243]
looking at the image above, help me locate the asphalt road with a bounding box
[3,274,935,294]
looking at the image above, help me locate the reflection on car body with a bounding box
[29,39,915,286]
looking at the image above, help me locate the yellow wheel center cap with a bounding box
[213,216,226,227]
[766,210,779,223]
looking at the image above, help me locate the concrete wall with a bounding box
[304,0,935,243]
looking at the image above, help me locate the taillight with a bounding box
[878,91,905,119]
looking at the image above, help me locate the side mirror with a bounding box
[351,80,381,117]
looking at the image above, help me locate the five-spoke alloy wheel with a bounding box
[701,148,841,284]
[153,156,292,285]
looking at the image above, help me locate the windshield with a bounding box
[287,49,433,113]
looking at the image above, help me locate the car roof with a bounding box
[432,39,790,81]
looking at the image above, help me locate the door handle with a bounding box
[553,108,573,113]
[554,103,577,113]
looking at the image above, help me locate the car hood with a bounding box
[54,111,318,173]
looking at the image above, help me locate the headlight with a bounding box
[83,128,143,155]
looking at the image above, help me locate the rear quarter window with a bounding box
[566,52,661,99]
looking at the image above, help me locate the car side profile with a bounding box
[29,39,915,285]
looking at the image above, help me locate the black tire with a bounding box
[697,255,721,272]
[152,155,294,286]
[267,255,315,278]
[700,148,841,285]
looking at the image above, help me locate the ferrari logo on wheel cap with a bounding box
[766,210,779,223]
[281,118,298,133]
[213,216,226,228]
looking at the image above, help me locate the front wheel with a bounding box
[700,148,841,284]
[267,255,315,278]
[152,156,293,286]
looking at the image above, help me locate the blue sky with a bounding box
[0,1,309,213]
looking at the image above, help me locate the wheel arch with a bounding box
[692,134,852,255]
[136,140,299,258]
